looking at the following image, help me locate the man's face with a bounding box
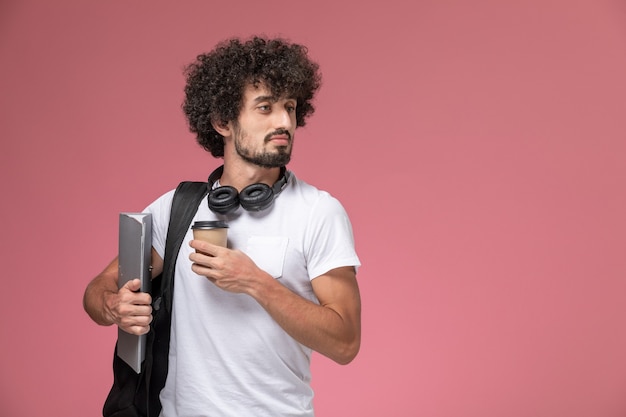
[231,83,297,168]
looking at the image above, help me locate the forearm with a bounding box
[250,273,361,365]
[83,273,118,326]
[83,256,123,326]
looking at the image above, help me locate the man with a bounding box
[83,36,361,417]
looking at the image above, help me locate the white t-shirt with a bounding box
[145,171,360,417]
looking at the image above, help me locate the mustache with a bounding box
[264,129,292,142]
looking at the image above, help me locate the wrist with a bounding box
[249,272,286,307]
[101,290,119,326]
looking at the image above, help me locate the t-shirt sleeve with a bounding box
[304,193,361,280]
[143,189,176,259]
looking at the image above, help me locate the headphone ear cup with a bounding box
[208,186,240,214]
[239,183,274,212]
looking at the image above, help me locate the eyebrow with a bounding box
[252,95,297,104]
[252,95,276,104]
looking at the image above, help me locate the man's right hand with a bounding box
[105,278,153,335]
[84,251,162,332]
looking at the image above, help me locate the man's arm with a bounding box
[189,240,361,364]
[83,249,163,335]
[254,265,361,365]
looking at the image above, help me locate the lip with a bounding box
[268,135,290,145]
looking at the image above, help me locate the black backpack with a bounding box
[103,181,208,417]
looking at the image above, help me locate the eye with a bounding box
[258,105,271,112]
[286,103,296,113]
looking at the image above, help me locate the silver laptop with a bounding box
[117,213,152,373]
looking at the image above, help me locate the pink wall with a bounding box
[1,0,625,416]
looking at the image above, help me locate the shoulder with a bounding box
[287,172,347,213]
[286,171,335,201]
[144,188,177,215]
[282,172,351,229]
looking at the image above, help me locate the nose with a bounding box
[274,107,294,130]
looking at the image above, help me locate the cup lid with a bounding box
[191,220,229,229]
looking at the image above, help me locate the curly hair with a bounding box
[182,36,322,157]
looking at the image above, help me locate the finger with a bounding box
[117,287,152,308]
[191,260,222,275]
[118,310,153,334]
[120,280,152,304]
[189,250,213,267]
[121,323,152,335]
[189,239,221,256]
[124,278,142,292]
[117,303,153,317]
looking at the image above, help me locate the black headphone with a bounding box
[206,165,289,214]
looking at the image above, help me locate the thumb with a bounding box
[124,278,142,292]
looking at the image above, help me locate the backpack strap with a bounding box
[160,181,209,313]
[146,181,208,417]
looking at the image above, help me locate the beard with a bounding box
[233,125,293,168]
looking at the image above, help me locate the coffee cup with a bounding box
[191,220,228,249]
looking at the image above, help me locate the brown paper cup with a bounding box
[191,220,228,248]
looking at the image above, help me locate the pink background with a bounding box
[1,0,625,416]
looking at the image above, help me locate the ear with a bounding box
[211,119,232,137]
